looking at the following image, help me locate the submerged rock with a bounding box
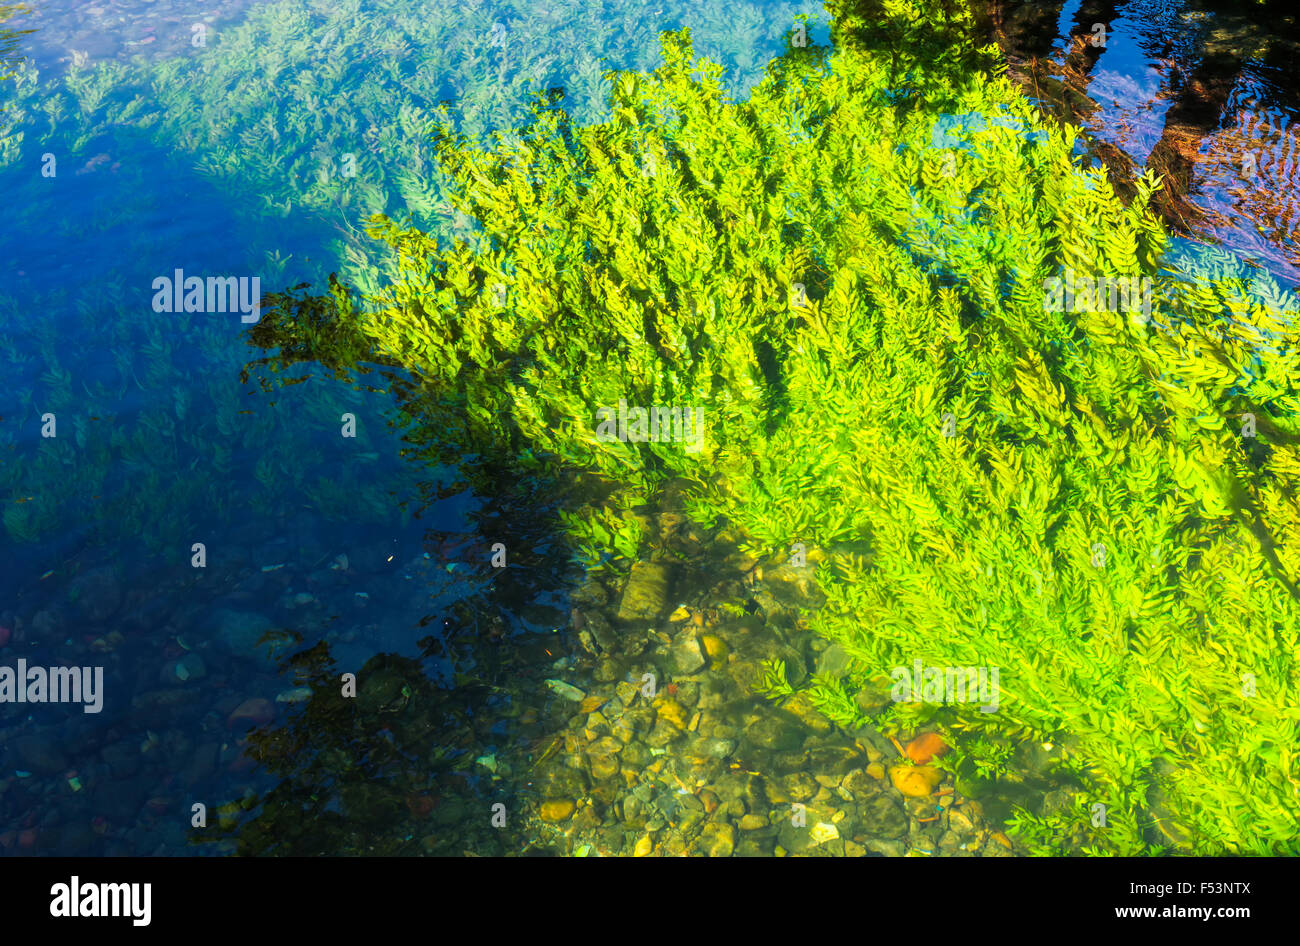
[544,679,586,702]
[539,799,575,822]
[227,698,275,730]
[67,566,122,623]
[210,609,284,669]
[815,643,851,678]
[889,763,943,798]
[669,633,706,675]
[617,562,671,622]
[861,794,909,838]
[160,653,206,685]
[11,733,67,776]
[697,822,736,857]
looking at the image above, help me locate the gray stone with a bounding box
[210,609,285,669]
[780,692,833,735]
[593,657,622,683]
[854,684,893,716]
[746,714,802,752]
[161,653,206,685]
[13,733,67,776]
[101,742,141,779]
[778,819,817,854]
[865,838,905,857]
[182,743,219,786]
[861,793,909,838]
[670,634,706,675]
[585,611,619,652]
[617,562,671,622]
[692,736,737,759]
[939,829,963,854]
[784,772,818,802]
[677,807,706,834]
[807,746,860,776]
[67,566,122,623]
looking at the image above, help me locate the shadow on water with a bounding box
[183,284,588,854]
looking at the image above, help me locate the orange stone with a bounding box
[888,763,943,798]
[905,731,949,765]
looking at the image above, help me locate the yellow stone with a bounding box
[539,799,575,822]
[888,764,943,798]
[701,634,728,660]
[810,822,839,845]
[866,762,886,780]
[578,695,606,714]
[656,698,689,730]
[739,814,767,830]
[668,605,690,622]
[634,834,653,857]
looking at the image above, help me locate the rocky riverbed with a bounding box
[503,533,1023,857]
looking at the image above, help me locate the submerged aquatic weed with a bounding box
[281,5,1300,856]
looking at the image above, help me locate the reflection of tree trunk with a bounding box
[992,1,1136,196]
[1144,42,1242,232]
[1055,1,1127,132]
[1068,0,1124,63]
[991,0,1246,235]
[989,0,1065,62]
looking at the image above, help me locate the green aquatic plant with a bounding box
[755,657,796,702]
[556,494,647,571]
[301,1,1300,856]
[801,673,860,728]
